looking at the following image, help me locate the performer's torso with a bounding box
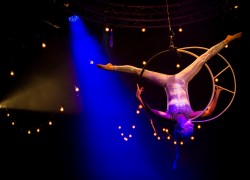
[165,78,193,116]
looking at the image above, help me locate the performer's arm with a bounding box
[136,84,173,121]
[199,85,223,117]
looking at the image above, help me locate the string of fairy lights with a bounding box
[3,65,200,143]
[0,84,80,136]
[0,104,63,135]
[0,53,81,136]
[117,102,203,146]
[116,59,204,146]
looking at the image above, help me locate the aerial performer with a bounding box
[96,32,242,168]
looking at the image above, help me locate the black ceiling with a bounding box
[0,0,246,179]
[1,0,243,61]
[0,0,245,112]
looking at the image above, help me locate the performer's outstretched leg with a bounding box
[177,32,242,82]
[97,63,172,87]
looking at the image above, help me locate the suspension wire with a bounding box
[166,0,181,170]
[166,0,175,50]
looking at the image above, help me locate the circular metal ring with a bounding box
[181,46,236,123]
[138,47,215,122]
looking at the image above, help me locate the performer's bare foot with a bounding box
[224,32,242,44]
[96,63,114,70]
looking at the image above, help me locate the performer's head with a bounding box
[180,120,194,138]
[174,114,194,139]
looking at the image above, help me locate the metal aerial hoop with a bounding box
[182,46,237,123]
[138,46,236,124]
[138,47,214,123]
[137,0,236,129]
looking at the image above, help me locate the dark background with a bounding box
[0,0,247,179]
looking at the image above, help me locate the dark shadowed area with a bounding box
[0,0,247,179]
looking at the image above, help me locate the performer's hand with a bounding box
[136,83,144,98]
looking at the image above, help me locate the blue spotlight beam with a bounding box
[69,17,161,179]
